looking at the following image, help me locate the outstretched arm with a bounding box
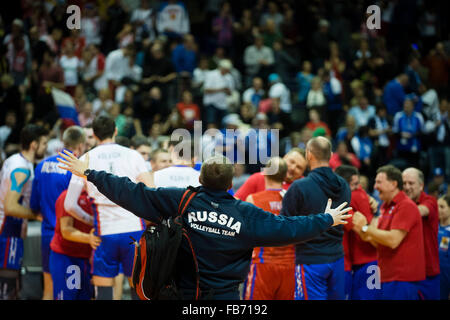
[57,150,182,222]
[248,199,352,247]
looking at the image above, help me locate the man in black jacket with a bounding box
[281,136,351,300]
[57,151,352,300]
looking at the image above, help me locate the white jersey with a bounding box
[153,165,201,188]
[69,143,148,236]
[0,153,34,235]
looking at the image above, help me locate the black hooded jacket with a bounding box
[281,166,351,264]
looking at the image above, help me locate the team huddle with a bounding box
[0,115,449,300]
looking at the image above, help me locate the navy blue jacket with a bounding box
[281,167,351,265]
[87,170,335,296]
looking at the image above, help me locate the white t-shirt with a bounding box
[68,144,148,235]
[59,55,79,86]
[104,49,130,82]
[203,69,235,110]
[269,82,292,112]
[153,165,201,188]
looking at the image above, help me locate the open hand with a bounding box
[57,150,90,177]
[324,199,352,226]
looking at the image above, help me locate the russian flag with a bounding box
[51,88,80,125]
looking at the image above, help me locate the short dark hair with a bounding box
[130,135,150,149]
[92,115,116,141]
[264,157,287,183]
[20,124,48,150]
[335,165,359,184]
[200,155,234,191]
[377,165,403,190]
[115,136,131,148]
[307,137,332,161]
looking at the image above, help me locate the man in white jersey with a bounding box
[152,140,200,188]
[0,124,48,299]
[64,116,152,300]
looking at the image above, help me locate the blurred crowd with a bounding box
[0,0,449,196]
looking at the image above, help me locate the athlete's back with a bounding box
[70,143,149,235]
[153,165,201,188]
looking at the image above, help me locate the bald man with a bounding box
[281,137,351,300]
[403,168,440,300]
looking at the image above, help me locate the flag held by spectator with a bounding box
[51,88,80,126]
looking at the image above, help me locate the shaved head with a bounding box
[306,136,332,162]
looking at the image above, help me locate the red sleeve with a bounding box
[350,154,361,169]
[343,208,354,231]
[235,173,263,200]
[97,54,105,71]
[420,195,438,220]
[351,189,374,223]
[329,154,340,170]
[391,201,420,232]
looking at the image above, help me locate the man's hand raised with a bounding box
[324,199,353,226]
[57,150,90,177]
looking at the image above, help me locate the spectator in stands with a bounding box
[203,59,234,128]
[192,56,210,95]
[32,49,64,126]
[272,40,297,88]
[81,3,102,46]
[242,77,265,109]
[368,105,392,165]
[349,97,376,129]
[212,1,234,53]
[296,61,315,105]
[262,19,283,49]
[330,140,361,170]
[244,35,274,87]
[130,0,156,44]
[351,126,374,176]
[142,42,176,93]
[311,19,333,70]
[172,34,197,76]
[239,102,256,126]
[392,98,425,168]
[423,42,450,94]
[59,41,80,97]
[92,88,113,117]
[156,0,190,39]
[383,73,409,116]
[428,97,450,183]
[259,1,284,32]
[267,73,291,113]
[176,90,200,131]
[103,43,135,98]
[266,97,291,138]
[79,44,106,94]
[305,108,332,138]
[405,55,422,94]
